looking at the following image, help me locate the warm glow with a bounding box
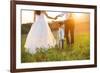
[73,13,83,17]
[72,13,90,23]
[73,13,85,19]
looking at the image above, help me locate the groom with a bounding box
[64,13,75,46]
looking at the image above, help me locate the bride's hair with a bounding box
[35,10,41,15]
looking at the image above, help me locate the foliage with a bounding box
[21,23,32,34]
[21,33,90,63]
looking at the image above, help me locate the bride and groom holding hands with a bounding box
[24,10,75,54]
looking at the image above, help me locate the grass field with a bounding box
[21,33,90,63]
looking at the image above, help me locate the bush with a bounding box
[21,23,32,34]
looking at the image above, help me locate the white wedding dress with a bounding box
[24,12,56,54]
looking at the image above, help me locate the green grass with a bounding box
[21,33,90,63]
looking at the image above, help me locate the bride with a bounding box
[24,10,57,54]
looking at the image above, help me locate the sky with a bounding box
[21,10,69,24]
[21,10,89,24]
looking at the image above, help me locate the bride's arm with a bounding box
[44,11,57,19]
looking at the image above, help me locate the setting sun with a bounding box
[73,13,85,20]
[72,13,90,23]
[73,13,83,17]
